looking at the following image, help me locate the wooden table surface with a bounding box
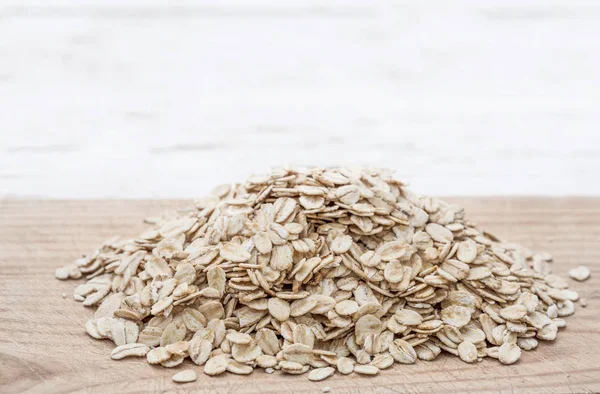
[1,198,599,393]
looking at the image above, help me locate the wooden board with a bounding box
[1,198,599,393]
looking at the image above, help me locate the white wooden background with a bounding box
[1,0,599,198]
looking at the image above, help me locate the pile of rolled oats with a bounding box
[55,167,586,382]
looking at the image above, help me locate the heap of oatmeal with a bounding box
[56,167,583,381]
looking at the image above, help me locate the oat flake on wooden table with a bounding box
[55,166,581,381]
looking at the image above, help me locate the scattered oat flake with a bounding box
[569,266,590,281]
[172,369,197,383]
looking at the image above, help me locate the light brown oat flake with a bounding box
[204,355,229,376]
[308,367,335,381]
[227,359,254,375]
[354,365,379,375]
[389,339,417,364]
[146,347,170,364]
[336,356,354,374]
[457,341,478,363]
[498,343,521,365]
[111,343,150,360]
[330,235,353,254]
[569,266,590,282]
[172,369,197,383]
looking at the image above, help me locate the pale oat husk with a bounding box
[56,166,582,380]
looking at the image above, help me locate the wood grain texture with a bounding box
[1,0,600,198]
[0,198,599,394]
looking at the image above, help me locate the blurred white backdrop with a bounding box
[0,0,599,198]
